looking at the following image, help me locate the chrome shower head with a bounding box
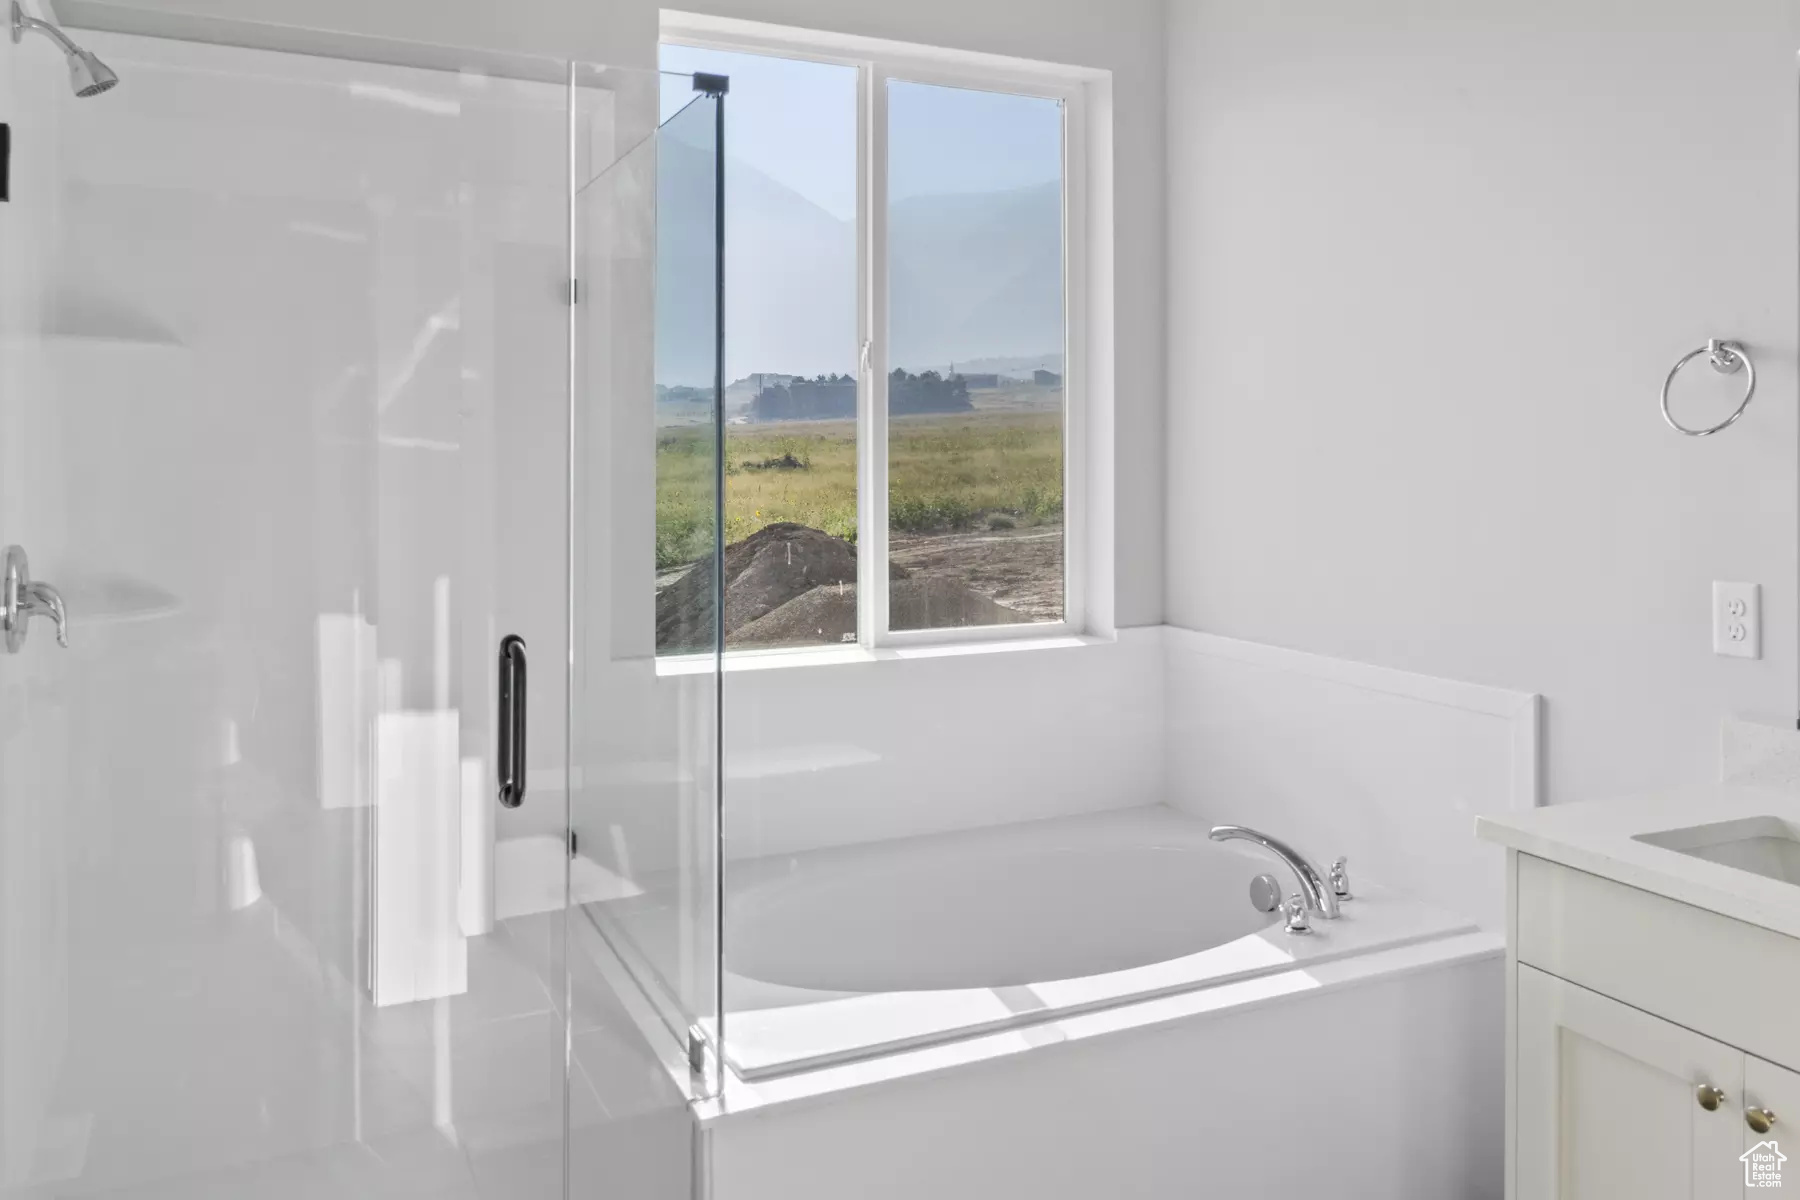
[11,2,118,97]
[66,47,116,96]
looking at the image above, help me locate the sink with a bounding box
[1634,816,1800,886]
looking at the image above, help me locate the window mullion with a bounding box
[857,62,892,648]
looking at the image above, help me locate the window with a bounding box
[656,21,1092,657]
[884,81,1065,634]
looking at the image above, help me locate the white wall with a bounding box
[1165,1,1800,805]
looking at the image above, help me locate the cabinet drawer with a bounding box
[1516,853,1800,1072]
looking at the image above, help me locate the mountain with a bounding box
[888,180,1063,373]
[654,134,1062,386]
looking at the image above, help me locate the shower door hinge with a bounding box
[566,278,581,305]
[686,1025,720,1095]
[567,828,578,858]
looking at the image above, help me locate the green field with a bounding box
[656,408,1063,570]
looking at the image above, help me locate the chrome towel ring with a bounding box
[1661,338,1755,437]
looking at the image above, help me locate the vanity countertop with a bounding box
[1476,783,1800,940]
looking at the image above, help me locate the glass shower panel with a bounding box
[569,79,725,1112]
[0,22,698,1200]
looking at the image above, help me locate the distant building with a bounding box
[954,373,1002,389]
[1034,369,1062,387]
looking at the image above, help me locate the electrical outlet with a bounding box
[1713,581,1761,659]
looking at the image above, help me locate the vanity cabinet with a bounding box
[1506,852,1800,1200]
[1517,965,1744,1198]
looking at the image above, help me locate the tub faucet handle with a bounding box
[1329,857,1352,901]
[1283,893,1311,935]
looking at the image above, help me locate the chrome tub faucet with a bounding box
[1209,825,1342,923]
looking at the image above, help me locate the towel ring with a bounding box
[1661,339,1755,437]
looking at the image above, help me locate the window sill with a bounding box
[652,630,1115,677]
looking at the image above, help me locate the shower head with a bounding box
[65,46,116,96]
[10,2,118,97]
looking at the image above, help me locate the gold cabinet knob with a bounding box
[1748,1107,1777,1134]
[1697,1084,1727,1112]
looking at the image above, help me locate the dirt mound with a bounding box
[657,522,1042,651]
[657,522,865,650]
[731,582,860,645]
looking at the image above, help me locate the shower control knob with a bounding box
[1283,893,1311,935]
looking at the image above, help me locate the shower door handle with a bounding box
[497,634,527,808]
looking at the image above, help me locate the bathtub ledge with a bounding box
[695,928,1501,1124]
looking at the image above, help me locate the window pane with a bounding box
[655,45,858,653]
[886,80,1065,631]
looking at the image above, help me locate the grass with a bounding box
[655,406,1064,570]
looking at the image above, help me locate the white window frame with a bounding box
[659,12,1113,660]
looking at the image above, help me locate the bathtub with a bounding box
[581,806,1505,1199]
[710,807,1479,1077]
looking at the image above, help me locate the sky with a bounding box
[659,43,1062,221]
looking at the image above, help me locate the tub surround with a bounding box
[1167,626,1540,931]
[692,932,1503,1200]
[574,899,1504,1199]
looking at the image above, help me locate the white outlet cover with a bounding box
[1713,581,1761,660]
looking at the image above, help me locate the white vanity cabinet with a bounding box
[1516,965,1746,1199]
[1500,846,1800,1200]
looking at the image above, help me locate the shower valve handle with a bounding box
[3,545,68,652]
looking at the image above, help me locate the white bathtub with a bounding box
[581,806,1505,1199]
[728,822,1272,993]
[707,807,1479,1077]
